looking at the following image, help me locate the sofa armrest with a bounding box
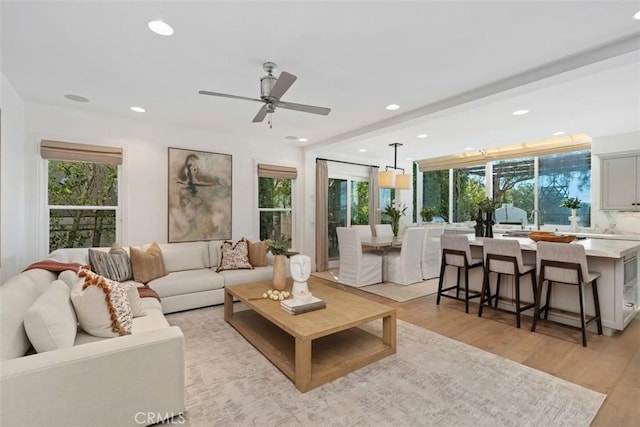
[1,327,185,427]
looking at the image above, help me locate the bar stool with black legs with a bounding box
[531,241,603,347]
[437,234,487,313]
[478,238,537,328]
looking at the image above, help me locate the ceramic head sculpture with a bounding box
[290,254,311,295]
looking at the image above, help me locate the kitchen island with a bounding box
[441,234,639,335]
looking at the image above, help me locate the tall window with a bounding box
[257,164,297,247]
[379,187,396,224]
[258,177,293,243]
[492,158,535,224]
[422,170,449,222]
[452,166,485,222]
[42,140,122,253]
[327,177,370,260]
[538,150,591,226]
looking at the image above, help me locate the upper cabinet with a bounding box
[601,154,640,211]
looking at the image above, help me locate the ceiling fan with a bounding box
[198,62,331,127]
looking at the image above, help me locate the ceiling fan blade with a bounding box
[276,101,331,116]
[198,90,263,103]
[267,71,297,101]
[252,104,269,123]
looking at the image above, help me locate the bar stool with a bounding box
[437,234,487,313]
[478,238,536,328]
[531,241,603,347]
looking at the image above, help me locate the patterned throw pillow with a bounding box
[130,242,168,284]
[247,239,268,267]
[216,238,254,272]
[88,242,132,282]
[72,268,133,337]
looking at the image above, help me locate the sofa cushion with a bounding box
[23,280,77,353]
[219,266,274,286]
[130,242,168,284]
[248,240,268,267]
[148,270,224,298]
[58,269,82,288]
[216,239,253,272]
[157,241,210,272]
[208,241,223,268]
[72,269,133,337]
[88,243,133,281]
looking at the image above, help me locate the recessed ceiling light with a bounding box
[148,20,174,36]
[512,109,529,116]
[64,94,89,103]
[552,131,565,136]
[359,148,367,152]
[464,147,475,151]
[298,137,308,142]
[385,104,400,111]
[131,106,146,113]
[417,134,428,139]
[634,9,640,19]
[405,157,413,161]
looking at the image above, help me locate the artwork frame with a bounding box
[168,147,232,242]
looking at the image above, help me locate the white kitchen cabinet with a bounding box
[601,155,640,210]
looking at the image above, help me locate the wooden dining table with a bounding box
[360,236,402,252]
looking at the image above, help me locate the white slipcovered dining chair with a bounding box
[421,225,444,280]
[384,227,427,285]
[374,224,394,238]
[336,227,382,287]
[351,224,373,239]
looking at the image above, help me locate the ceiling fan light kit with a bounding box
[379,143,411,190]
[199,62,331,128]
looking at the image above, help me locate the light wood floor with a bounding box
[317,278,640,426]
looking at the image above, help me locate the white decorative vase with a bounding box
[569,208,580,232]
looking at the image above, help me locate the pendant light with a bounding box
[378,143,411,189]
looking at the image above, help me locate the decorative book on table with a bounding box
[280,296,326,314]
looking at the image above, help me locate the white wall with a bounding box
[0,73,28,281]
[18,103,304,265]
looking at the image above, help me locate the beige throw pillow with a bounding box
[247,239,268,267]
[72,268,133,337]
[130,242,168,284]
[216,238,253,272]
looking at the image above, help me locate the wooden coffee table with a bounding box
[224,277,396,392]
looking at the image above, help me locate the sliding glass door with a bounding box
[328,177,370,262]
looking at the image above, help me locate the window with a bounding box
[258,177,293,244]
[452,166,485,222]
[42,140,122,253]
[422,170,449,222]
[492,158,535,225]
[538,150,591,226]
[351,180,369,225]
[257,163,297,247]
[379,187,396,224]
[417,148,592,227]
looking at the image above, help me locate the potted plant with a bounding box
[267,235,289,290]
[560,197,581,232]
[383,203,407,237]
[420,206,437,223]
[560,197,581,210]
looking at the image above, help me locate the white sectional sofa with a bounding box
[0,240,274,426]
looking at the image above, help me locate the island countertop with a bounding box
[467,234,640,259]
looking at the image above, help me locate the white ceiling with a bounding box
[2,1,639,165]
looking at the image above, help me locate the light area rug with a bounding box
[167,305,605,427]
[312,269,439,302]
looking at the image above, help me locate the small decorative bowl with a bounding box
[293,291,313,304]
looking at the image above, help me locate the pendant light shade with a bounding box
[394,173,411,190]
[379,143,411,190]
[378,170,395,188]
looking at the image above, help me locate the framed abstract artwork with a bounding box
[168,147,232,242]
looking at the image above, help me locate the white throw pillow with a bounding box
[24,280,78,353]
[71,269,133,338]
[124,283,147,318]
[58,270,82,289]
